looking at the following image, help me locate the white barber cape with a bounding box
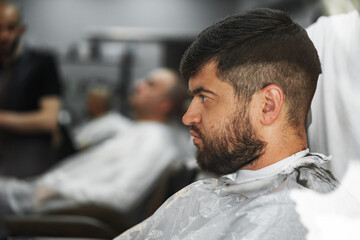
[306,11,360,179]
[34,121,180,212]
[72,112,132,150]
[115,150,355,240]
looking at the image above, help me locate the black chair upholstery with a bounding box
[4,163,198,239]
[5,214,118,239]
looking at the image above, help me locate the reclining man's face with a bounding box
[182,62,265,175]
[130,71,174,116]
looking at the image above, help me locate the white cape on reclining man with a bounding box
[0,67,191,226]
[0,120,182,215]
[71,111,132,150]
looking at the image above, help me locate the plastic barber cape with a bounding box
[306,10,360,180]
[115,150,360,240]
[1,121,181,214]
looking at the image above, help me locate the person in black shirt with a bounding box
[0,1,61,178]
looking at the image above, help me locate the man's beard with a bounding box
[0,37,20,57]
[193,110,266,175]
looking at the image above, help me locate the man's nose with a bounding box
[182,101,201,126]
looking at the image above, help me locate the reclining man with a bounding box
[115,8,344,240]
[0,68,188,231]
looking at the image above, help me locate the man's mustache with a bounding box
[190,126,203,139]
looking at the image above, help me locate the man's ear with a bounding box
[260,84,284,125]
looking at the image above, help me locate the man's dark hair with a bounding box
[180,8,321,128]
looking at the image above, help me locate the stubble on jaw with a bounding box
[0,36,20,57]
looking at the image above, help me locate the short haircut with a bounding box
[0,1,23,25]
[180,8,321,127]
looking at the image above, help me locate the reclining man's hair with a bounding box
[166,70,188,122]
[180,8,321,128]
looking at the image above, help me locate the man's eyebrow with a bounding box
[188,87,216,96]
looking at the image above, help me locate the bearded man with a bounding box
[115,8,345,240]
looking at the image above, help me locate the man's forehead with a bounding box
[148,75,169,87]
[143,77,171,99]
[188,62,223,92]
[0,4,20,24]
[188,79,212,94]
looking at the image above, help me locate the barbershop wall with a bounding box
[12,0,321,57]
[8,0,322,124]
[13,0,237,53]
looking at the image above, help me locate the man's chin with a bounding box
[0,48,12,56]
[195,155,221,176]
[0,44,18,57]
[193,142,203,152]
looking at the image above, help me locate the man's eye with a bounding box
[200,95,209,103]
[7,24,17,31]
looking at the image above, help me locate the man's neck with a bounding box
[242,126,307,170]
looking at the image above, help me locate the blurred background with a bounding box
[1,1,359,238]
[7,0,355,127]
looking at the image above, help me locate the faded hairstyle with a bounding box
[180,8,321,128]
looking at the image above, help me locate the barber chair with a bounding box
[4,162,198,239]
[4,204,131,239]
